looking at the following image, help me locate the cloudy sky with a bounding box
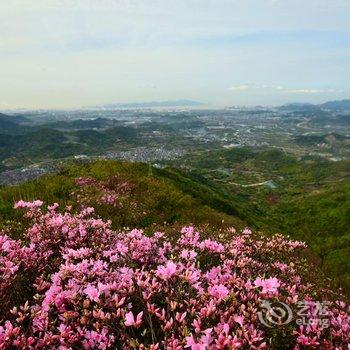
[1,0,350,109]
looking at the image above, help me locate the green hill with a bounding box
[0,161,247,234]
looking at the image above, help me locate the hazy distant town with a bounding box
[1,100,349,185]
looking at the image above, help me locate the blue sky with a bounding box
[0,0,349,109]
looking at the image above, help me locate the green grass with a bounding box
[0,161,246,233]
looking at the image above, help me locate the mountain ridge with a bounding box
[279,99,350,111]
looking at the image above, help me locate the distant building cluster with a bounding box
[105,147,185,163]
[0,166,56,186]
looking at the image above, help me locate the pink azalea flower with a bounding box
[83,284,100,302]
[124,311,143,327]
[156,261,177,280]
[180,249,197,259]
[185,335,207,350]
[254,277,280,294]
[208,284,229,299]
[234,315,244,326]
[242,228,252,235]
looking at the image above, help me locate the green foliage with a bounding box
[173,147,350,294]
[0,161,245,234]
[263,181,350,291]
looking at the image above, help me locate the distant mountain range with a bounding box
[319,99,350,110]
[95,99,204,109]
[1,99,349,115]
[0,113,30,134]
[279,99,350,112]
[0,113,28,124]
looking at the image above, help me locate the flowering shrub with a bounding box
[72,176,149,227]
[0,201,349,349]
[74,176,135,208]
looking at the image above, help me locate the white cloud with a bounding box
[228,85,251,91]
[285,88,338,94]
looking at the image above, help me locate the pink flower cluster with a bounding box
[0,235,37,313]
[0,201,349,349]
[74,176,133,208]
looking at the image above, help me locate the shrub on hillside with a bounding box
[0,201,349,349]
